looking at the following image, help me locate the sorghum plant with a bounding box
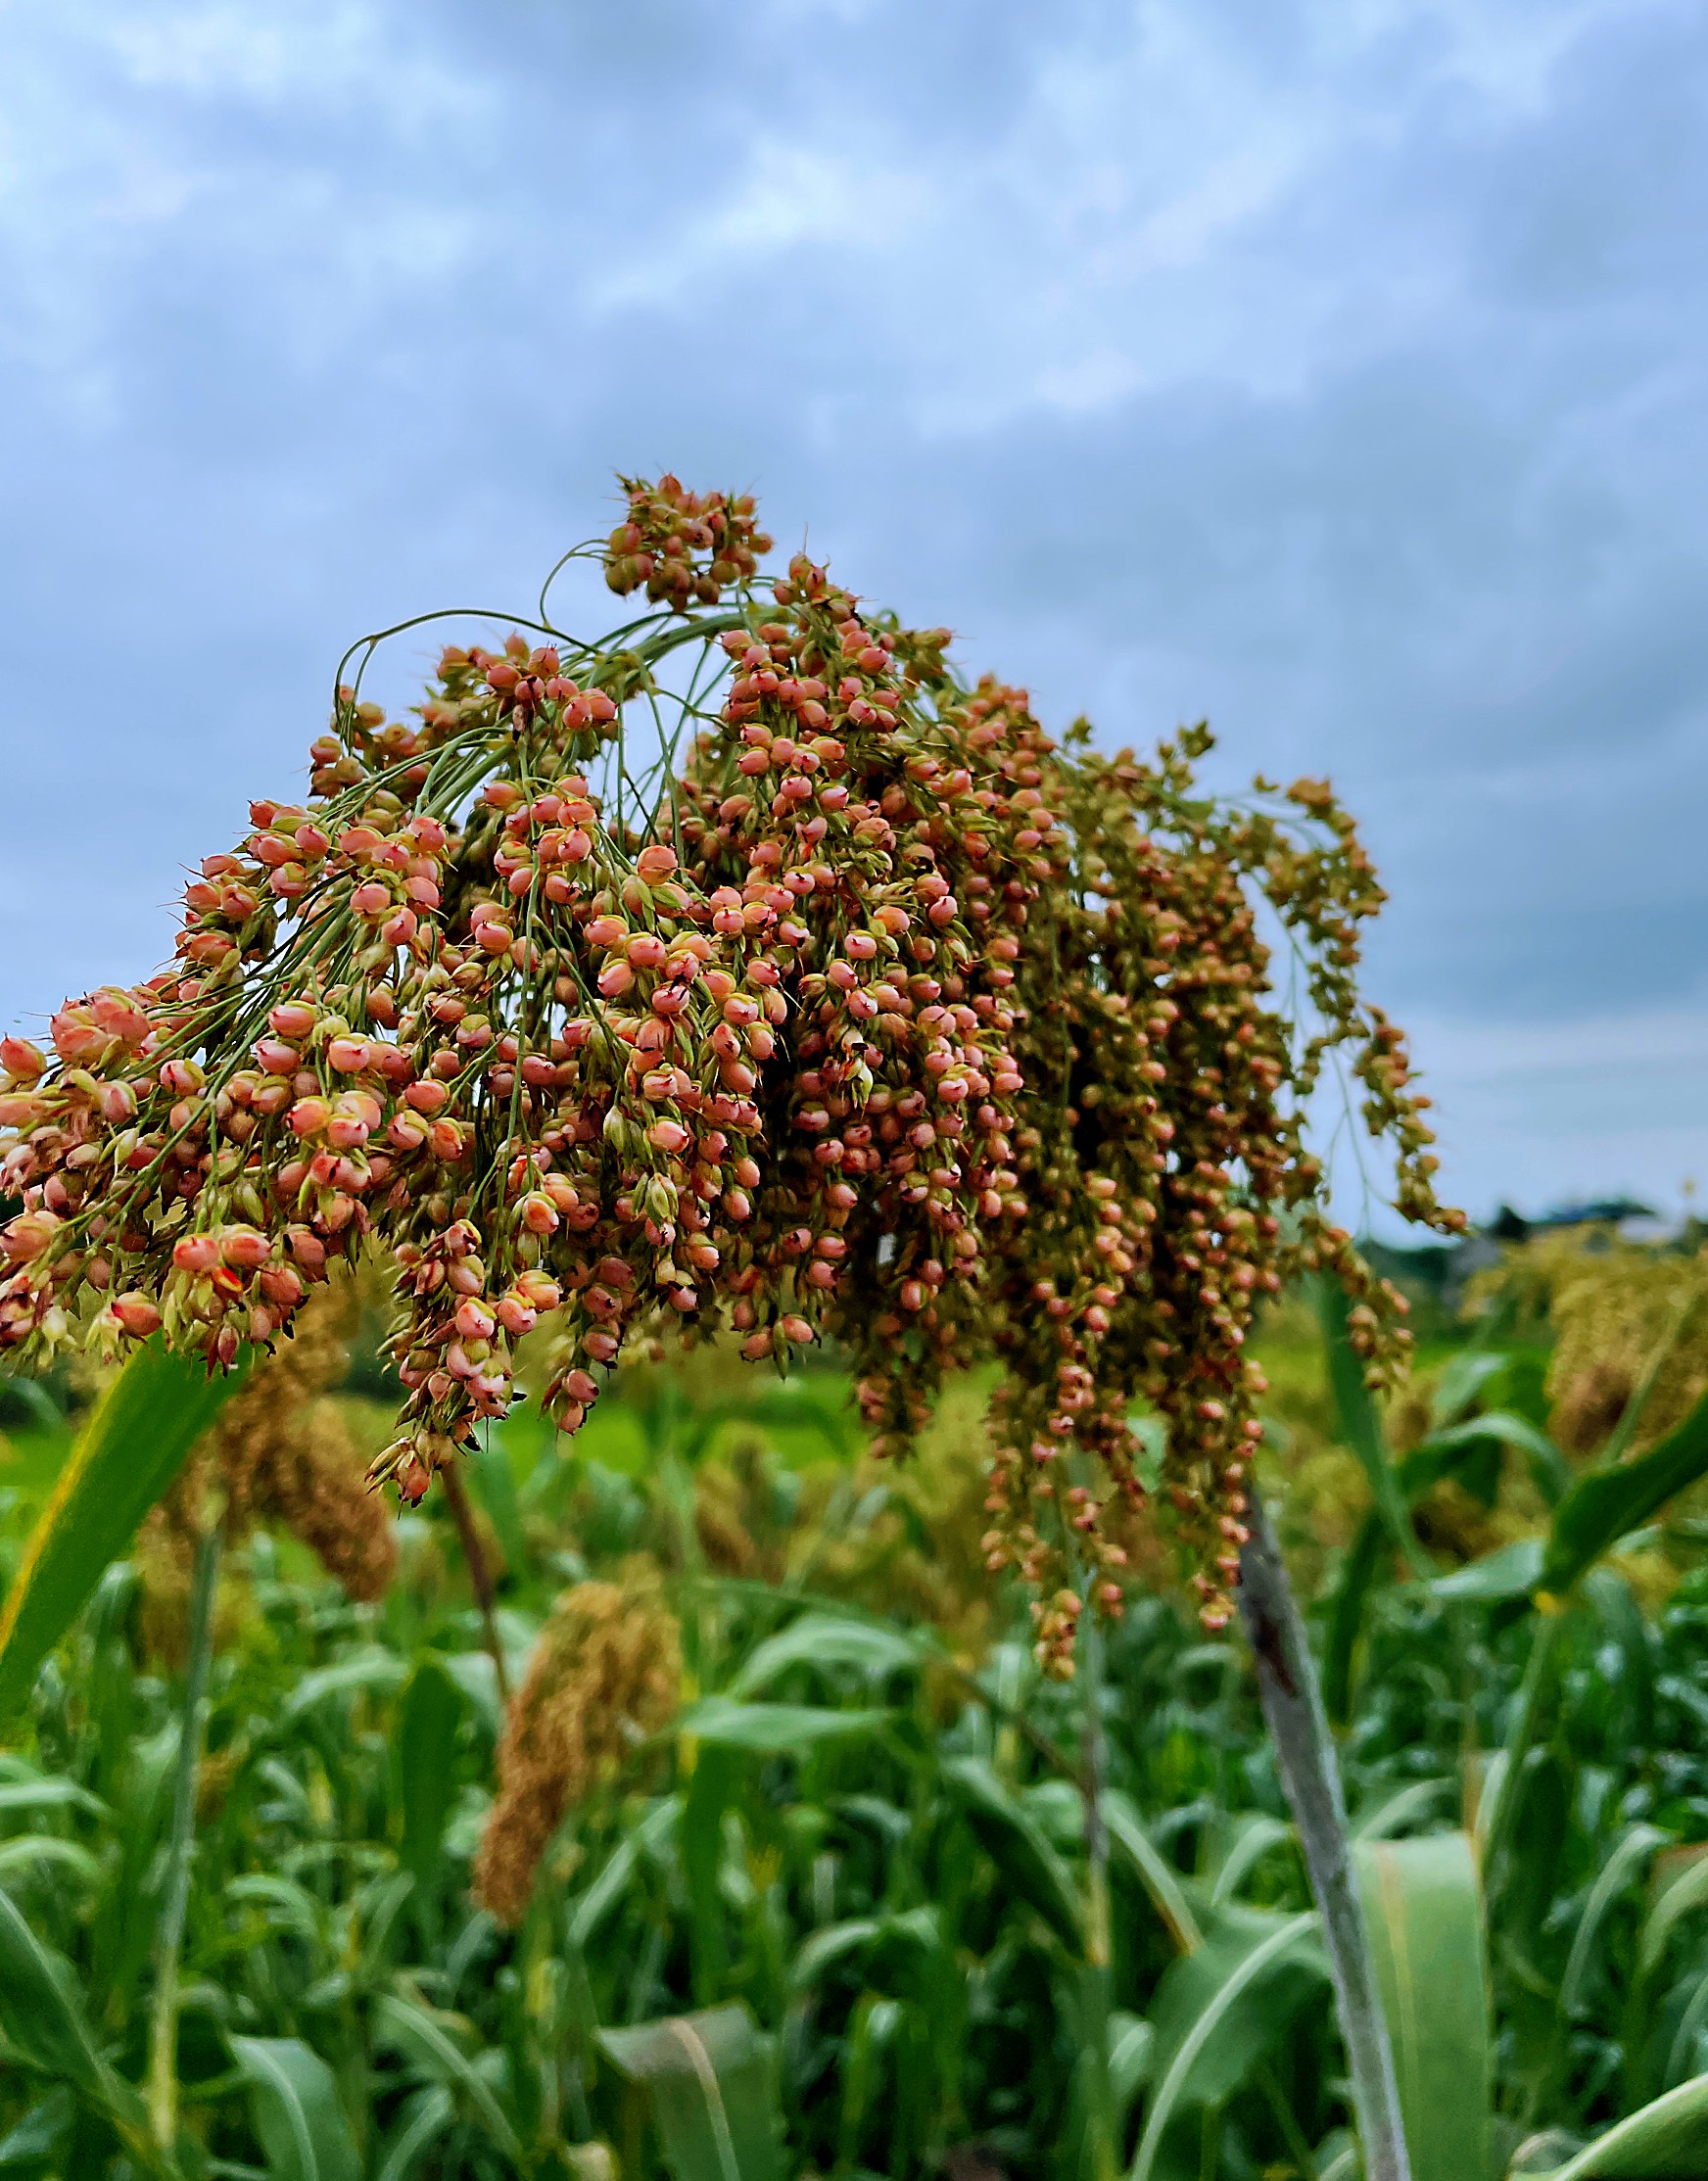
[473,1570,682,1926]
[142,1276,398,1609]
[0,474,1459,1650]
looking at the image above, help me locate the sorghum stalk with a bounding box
[148,1515,222,2157]
[1237,1490,1412,2181]
[440,1456,510,1704]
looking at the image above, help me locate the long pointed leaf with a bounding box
[1324,1514,1388,1727]
[677,1697,888,1753]
[1562,1825,1667,2016]
[0,1339,244,1720]
[1131,1911,1319,2181]
[1637,1852,1708,1983]
[942,1753,1082,1952]
[397,1657,464,1890]
[1538,2072,1708,2179]
[0,1884,139,2120]
[1354,1831,1494,2181]
[727,1613,922,1697]
[374,2086,454,2181]
[371,1991,520,2161]
[1103,1792,1203,1954]
[1540,1387,1708,1598]
[0,2086,74,2170]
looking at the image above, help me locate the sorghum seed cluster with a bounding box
[0,477,1461,1652]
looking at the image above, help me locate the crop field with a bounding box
[4,1234,1708,2181]
[2,489,1706,2181]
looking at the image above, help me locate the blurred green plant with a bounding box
[5,1230,1708,2176]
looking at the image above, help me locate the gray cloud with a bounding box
[2,0,1703,1220]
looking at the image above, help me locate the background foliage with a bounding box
[4,1225,1708,2180]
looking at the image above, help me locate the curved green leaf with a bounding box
[283,1648,407,1721]
[230,2035,361,2181]
[1325,1406,1564,1723]
[1540,1387,1708,1598]
[598,2003,783,2181]
[371,1990,520,2161]
[0,1883,132,2111]
[728,1612,922,1697]
[1210,1813,1293,1906]
[1430,1539,1545,1603]
[1536,2072,1708,2179]
[1131,1911,1319,2181]
[1424,1411,1572,1505]
[1430,1351,1509,1430]
[1104,1791,1203,1954]
[678,1697,888,1753]
[1561,1825,1667,2018]
[0,1778,107,1821]
[374,2086,454,2181]
[787,1917,882,1992]
[1637,1852,1708,1983]
[568,1797,681,1950]
[1355,1831,1494,2181]
[0,2086,74,2171]
[0,1837,106,1889]
[1352,1778,1454,1842]
[0,1339,245,1721]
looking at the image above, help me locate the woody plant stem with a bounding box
[1238,1490,1412,2181]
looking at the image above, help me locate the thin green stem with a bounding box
[148,1518,222,2157]
[1078,1593,1117,2181]
[442,1460,510,1706]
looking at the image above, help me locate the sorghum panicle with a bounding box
[472,1573,681,1926]
[0,481,1462,1648]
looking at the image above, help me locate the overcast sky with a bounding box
[2,0,1704,1227]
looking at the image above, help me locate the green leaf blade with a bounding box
[598,2004,783,2181]
[230,2034,362,2181]
[1541,2072,1708,2179]
[0,1339,245,1721]
[1542,1387,1708,1597]
[396,1657,464,1890]
[1354,1831,1494,2181]
[677,1697,889,1753]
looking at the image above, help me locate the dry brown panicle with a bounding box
[693,1455,767,1578]
[1553,1357,1637,1459]
[148,1274,397,1602]
[1470,1230,1708,1459]
[473,1571,681,1927]
[1547,1245,1708,1455]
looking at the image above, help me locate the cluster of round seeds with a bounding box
[0,481,1461,1647]
[604,472,772,611]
